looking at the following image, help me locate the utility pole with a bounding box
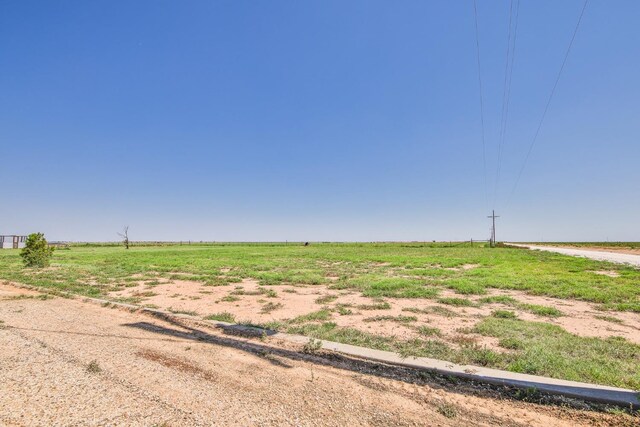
[487,210,500,247]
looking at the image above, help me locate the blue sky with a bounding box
[1,1,639,242]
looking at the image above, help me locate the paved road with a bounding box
[508,244,640,268]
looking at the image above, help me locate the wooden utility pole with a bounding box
[487,210,500,247]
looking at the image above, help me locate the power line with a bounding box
[506,0,589,207]
[494,0,520,208]
[472,0,489,211]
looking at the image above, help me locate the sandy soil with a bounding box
[0,283,634,427]
[108,278,640,347]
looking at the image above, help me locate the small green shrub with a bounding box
[302,338,323,353]
[86,360,102,373]
[20,233,54,268]
[437,402,458,418]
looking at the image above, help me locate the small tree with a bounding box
[20,232,54,268]
[117,226,130,249]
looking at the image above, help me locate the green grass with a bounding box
[436,297,475,307]
[1,242,636,311]
[492,310,517,319]
[280,320,504,367]
[282,314,638,388]
[518,303,563,317]
[1,243,639,388]
[480,296,563,317]
[594,315,624,324]
[363,315,417,324]
[260,301,283,314]
[416,325,441,337]
[205,312,236,323]
[315,294,338,304]
[402,306,458,317]
[356,301,392,310]
[474,318,640,389]
[290,309,332,323]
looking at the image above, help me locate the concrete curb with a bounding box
[6,282,639,409]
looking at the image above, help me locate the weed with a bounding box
[595,315,624,324]
[291,309,332,323]
[86,360,101,373]
[479,295,518,305]
[514,387,541,402]
[519,303,563,317]
[363,315,417,324]
[437,297,475,307]
[205,312,236,323]
[416,326,441,337]
[481,296,562,317]
[474,318,640,389]
[437,402,458,418]
[262,289,278,298]
[302,338,323,354]
[492,310,518,319]
[315,294,338,304]
[402,306,457,317]
[356,301,391,310]
[220,295,240,302]
[167,307,198,316]
[334,304,353,315]
[261,302,283,314]
[499,337,524,350]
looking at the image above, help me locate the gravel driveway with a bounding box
[508,244,640,268]
[0,283,635,426]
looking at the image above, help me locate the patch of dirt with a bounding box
[0,284,635,426]
[107,277,640,348]
[0,282,41,299]
[591,270,620,278]
[446,264,480,271]
[137,349,218,382]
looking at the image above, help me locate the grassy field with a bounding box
[1,242,639,389]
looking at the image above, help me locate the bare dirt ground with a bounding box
[108,277,640,347]
[0,283,635,426]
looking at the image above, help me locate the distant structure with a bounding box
[0,235,28,249]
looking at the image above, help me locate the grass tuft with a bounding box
[205,312,236,323]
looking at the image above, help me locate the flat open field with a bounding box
[3,283,636,426]
[1,243,639,392]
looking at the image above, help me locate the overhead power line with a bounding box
[494,0,520,208]
[472,0,489,211]
[506,0,589,207]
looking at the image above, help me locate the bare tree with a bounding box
[117,226,130,249]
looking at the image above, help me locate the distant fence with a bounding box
[68,240,493,248]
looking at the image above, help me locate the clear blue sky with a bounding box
[1,1,639,242]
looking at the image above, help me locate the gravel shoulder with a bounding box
[0,283,635,427]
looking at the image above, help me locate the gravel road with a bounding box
[508,244,640,268]
[0,283,635,426]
